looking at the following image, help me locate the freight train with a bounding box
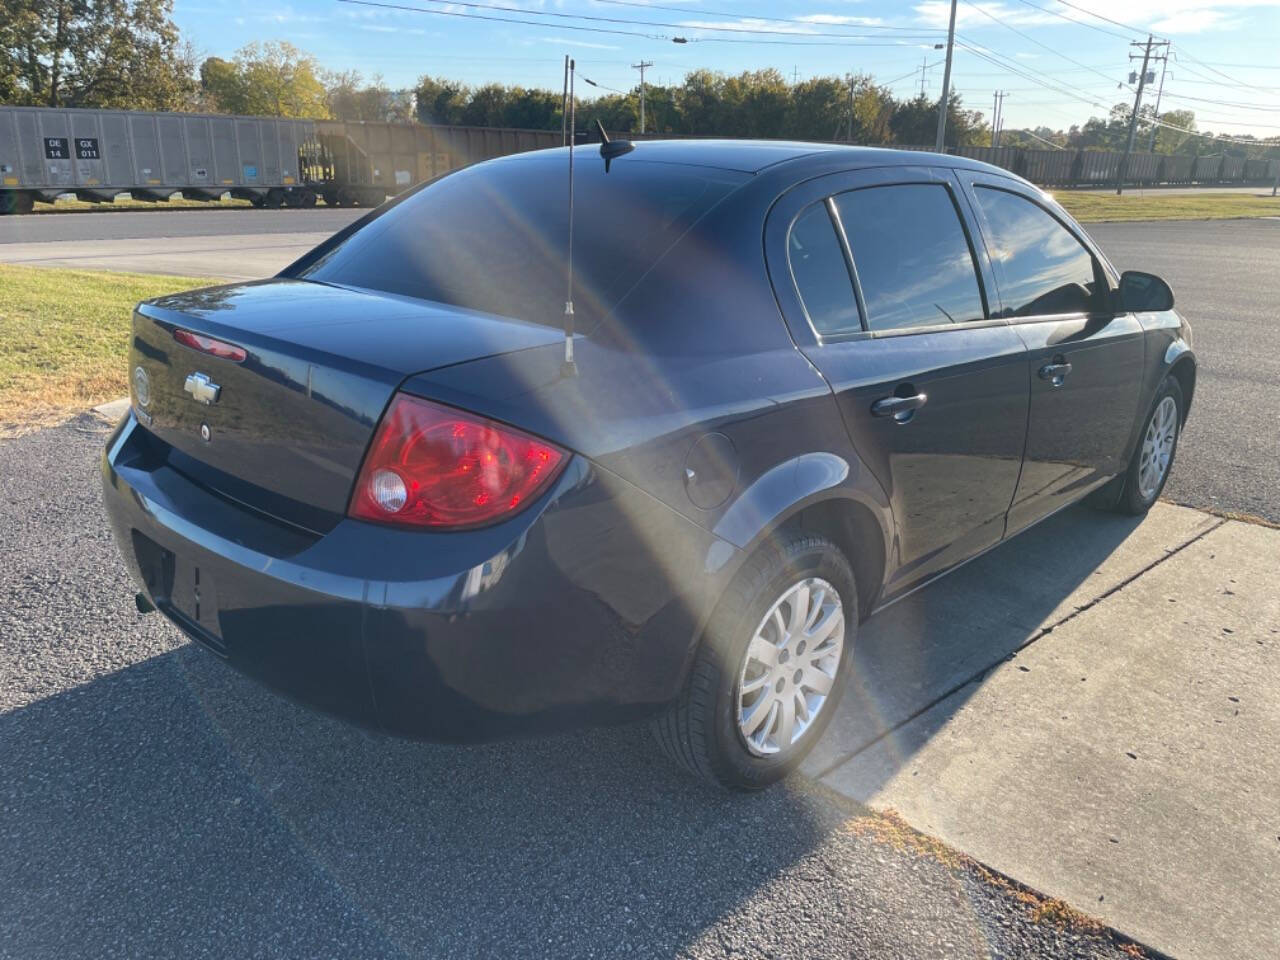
[1,104,1276,214]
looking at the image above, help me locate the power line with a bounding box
[1009,0,1134,42]
[1045,0,1152,39]
[336,0,942,44]
[591,0,944,33]
[958,0,1132,90]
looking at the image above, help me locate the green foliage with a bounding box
[198,42,327,117]
[410,67,990,146]
[0,0,196,109]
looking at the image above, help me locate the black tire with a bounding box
[298,189,317,208]
[652,529,858,790]
[1116,375,1184,515]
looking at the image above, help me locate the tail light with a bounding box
[348,393,568,529]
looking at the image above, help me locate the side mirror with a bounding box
[1118,270,1175,313]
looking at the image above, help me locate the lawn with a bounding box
[1054,190,1280,222]
[0,265,217,432]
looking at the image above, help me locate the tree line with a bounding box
[2,0,1273,157]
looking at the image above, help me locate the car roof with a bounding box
[615,138,1006,177]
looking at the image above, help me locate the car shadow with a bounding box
[804,503,1150,784]
[0,643,852,958]
[1,500,1157,958]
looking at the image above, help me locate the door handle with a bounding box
[1038,359,1073,386]
[871,392,928,422]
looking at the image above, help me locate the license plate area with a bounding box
[131,530,225,654]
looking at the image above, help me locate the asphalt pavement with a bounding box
[0,417,1149,960]
[1087,219,1280,523]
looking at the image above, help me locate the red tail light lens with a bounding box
[349,394,568,529]
[173,329,247,363]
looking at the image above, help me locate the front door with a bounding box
[773,167,1030,599]
[958,175,1145,533]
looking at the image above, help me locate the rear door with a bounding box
[957,172,1145,534]
[769,166,1029,599]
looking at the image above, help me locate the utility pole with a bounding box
[991,91,1007,147]
[1117,35,1168,195]
[848,75,856,143]
[632,60,654,134]
[934,0,957,152]
[1145,50,1170,152]
[919,57,929,97]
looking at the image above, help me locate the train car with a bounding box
[0,105,316,213]
[310,120,561,208]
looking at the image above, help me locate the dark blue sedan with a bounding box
[102,140,1194,789]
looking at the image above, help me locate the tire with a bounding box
[653,530,858,790]
[1116,375,1184,515]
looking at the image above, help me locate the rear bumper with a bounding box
[102,413,737,740]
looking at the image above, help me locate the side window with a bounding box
[833,184,985,332]
[788,202,861,336]
[973,186,1102,318]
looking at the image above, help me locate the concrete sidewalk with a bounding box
[807,504,1279,959]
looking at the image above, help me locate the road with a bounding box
[0,418,1146,960]
[1087,219,1280,523]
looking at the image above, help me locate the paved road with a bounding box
[0,208,360,244]
[1087,219,1280,523]
[0,418,1146,960]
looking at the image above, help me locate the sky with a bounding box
[172,0,1280,139]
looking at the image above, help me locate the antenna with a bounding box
[595,119,634,173]
[562,58,577,377]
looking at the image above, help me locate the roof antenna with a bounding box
[562,58,578,378]
[595,119,634,173]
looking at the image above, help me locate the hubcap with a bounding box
[1138,395,1178,500]
[736,577,845,757]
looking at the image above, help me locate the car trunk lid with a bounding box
[130,279,563,526]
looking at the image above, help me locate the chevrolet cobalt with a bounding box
[102,141,1194,789]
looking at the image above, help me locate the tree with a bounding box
[199,42,327,117]
[414,75,469,126]
[326,70,412,123]
[0,0,196,109]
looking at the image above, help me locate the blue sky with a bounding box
[173,0,1280,138]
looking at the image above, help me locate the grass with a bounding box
[1055,190,1280,222]
[0,264,218,433]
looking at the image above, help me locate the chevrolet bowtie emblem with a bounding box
[184,372,221,405]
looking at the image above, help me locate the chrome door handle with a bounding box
[871,393,928,421]
[1038,361,1072,386]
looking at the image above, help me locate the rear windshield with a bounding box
[299,151,746,329]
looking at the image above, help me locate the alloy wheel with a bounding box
[736,577,845,757]
[1138,395,1178,500]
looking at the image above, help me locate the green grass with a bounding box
[0,264,218,431]
[1055,191,1280,222]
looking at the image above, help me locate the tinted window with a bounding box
[973,187,1101,317]
[788,202,861,336]
[833,184,985,332]
[299,152,745,328]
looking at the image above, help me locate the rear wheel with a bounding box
[1114,376,1184,515]
[653,530,857,790]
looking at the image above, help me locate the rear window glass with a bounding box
[833,184,986,332]
[788,202,862,336]
[299,152,745,329]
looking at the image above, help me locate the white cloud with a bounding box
[914,0,1280,35]
[538,36,621,49]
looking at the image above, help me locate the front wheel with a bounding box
[1117,376,1184,515]
[653,530,857,790]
